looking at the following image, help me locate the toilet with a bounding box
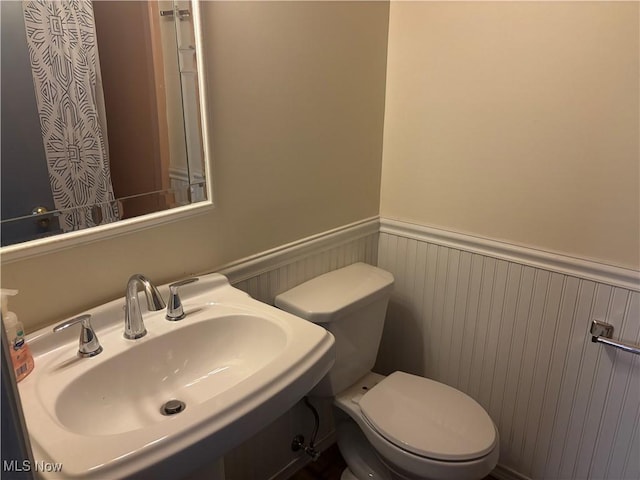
[275,263,499,480]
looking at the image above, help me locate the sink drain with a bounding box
[161,399,186,416]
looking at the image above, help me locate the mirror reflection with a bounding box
[1,0,207,247]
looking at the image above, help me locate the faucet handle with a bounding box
[166,277,199,321]
[53,314,103,358]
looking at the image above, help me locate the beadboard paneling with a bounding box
[377,221,640,480]
[220,220,378,480]
[229,232,378,305]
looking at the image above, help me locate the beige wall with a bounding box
[380,1,640,270]
[1,1,389,331]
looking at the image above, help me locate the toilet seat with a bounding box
[358,371,497,462]
[335,372,500,480]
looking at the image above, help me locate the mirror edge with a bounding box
[193,0,214,205]
[0,202,214,264]
[0,1,215,265]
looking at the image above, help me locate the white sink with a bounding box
[18,274,335,479]
[55,313,287,437]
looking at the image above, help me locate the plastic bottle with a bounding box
[2,289,34,382]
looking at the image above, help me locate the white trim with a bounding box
[0,202,214,264]
[380,218,640,292]
[217,217,379,284]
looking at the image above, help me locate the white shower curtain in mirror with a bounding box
[22,0,119,232]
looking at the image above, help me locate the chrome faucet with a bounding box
[166,277,199,321]
[124,274,166,339]
[53,314,103,358]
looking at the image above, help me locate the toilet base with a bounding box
[336,416,392,480]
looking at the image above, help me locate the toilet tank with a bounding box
[275,263,394,396]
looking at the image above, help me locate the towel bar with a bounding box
[591,320,640,356]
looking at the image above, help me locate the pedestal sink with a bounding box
[17,274,335,479]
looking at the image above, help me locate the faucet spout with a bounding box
[124,274,166,339]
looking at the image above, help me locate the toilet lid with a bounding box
[359,371,497,461]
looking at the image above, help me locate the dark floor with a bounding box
[289,444,498,480]
[288,444,346,480]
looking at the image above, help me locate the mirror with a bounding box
[0,0,211,254]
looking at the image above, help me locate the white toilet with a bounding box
[275,263,499,480]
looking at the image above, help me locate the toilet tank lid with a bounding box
[274,263,394,323]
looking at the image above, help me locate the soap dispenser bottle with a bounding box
[2,289,34,382]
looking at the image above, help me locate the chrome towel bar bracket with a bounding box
[591,320,640,356]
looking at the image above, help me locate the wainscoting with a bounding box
[216,217,378,480]
[377,219,639,480]
[209,216,638,480]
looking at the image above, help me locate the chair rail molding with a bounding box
[380,218,640,292]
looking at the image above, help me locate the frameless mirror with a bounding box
[1,0,211,256]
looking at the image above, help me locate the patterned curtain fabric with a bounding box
[22,0,119,232]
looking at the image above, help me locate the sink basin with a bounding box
[18,274,335,479]
[55,314,288,436]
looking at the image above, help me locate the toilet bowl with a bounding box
[275,263,499,480]
[334,372,498,480]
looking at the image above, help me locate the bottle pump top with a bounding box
[1,289,18,319]
[2,289,20,335]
